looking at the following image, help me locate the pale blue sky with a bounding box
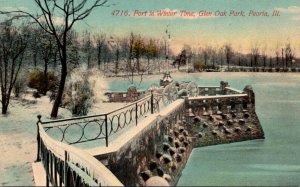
[1,0,300,54]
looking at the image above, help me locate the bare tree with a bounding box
[82,30,94,68]
[261,45,267,68]
[94,33,106,70]
[0,20,28,114]
[122,33,149,86]
[223,43,234,70]
[107,36,121,75]
[269,57,273,68]
[211,46,217,68]
[1,0,108,118]
[37,26,56,95]
[275,42,280,68]
[218,46,224,69]
[67,30,81,69]
[144,38,158,74]
[29,27,39,69]
[285,42,294,69]
[202,46,211,65]
[182,44,192,71]
[133,34,145,73]
[251,43,260,68]
[126,33,136,84]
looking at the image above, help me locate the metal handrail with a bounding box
[39,95,152,125]
[37,93,157,149]
[37,122,123,186]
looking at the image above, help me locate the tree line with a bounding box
[179,42,297,71]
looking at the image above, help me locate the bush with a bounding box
[62,66,108,116]
[28,71,59,95]
[13,74,27,97]
[193,60,217,71]
[194,60,205,71]
[70,79,91,116]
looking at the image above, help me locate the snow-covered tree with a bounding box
[0,20,28,114]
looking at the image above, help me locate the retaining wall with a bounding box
[88,100,194,186]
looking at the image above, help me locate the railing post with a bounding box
[151,91,154,114]
[36,115,42,162]
[46,151,49,187]
[135,103,138,126]
[105,114,108,147]
[64,151,68,186]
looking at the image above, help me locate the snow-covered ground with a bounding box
[0,90,127,186]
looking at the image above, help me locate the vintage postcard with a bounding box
[0,0,299,186]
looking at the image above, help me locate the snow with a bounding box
[0,91,127,186]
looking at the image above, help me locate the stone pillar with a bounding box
[243,85,255,110]
[220,81,229,95]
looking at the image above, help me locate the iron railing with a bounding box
[36,122,123,186]
[36,93,160,150]
[33,93,173,186]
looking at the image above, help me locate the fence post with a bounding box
[105,114,108,147]
[64,151,68,186]
[46,151,49,187]
[151,91,154,114]
[135,103,138,126]
[36,115,42,162]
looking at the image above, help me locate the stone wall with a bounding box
[186,85,264,147]
[108,112,192,186]
[105,86,147,102]
[93,100,193,186]
[91,82,264,186]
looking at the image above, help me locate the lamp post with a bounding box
[165,25,171,73]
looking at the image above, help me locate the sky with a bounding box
[1,0,300,55]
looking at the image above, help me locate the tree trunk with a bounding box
[285,54,288,69]
[51,36,67,118]
[115,49,119,75]
[97,45,102,69]
[1,95,8,114]
[282,48,284,69]
[43,60,48,95]
[115,60,118,75]
[50,62,66,118]
[227,56,230,70]
[147,57,150,74]
[53,50,58,70]
[87,53,91,69]
[2,103,8,114]
[213,57,215,68]
[137,57,140,73]
[33,52,37,69]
